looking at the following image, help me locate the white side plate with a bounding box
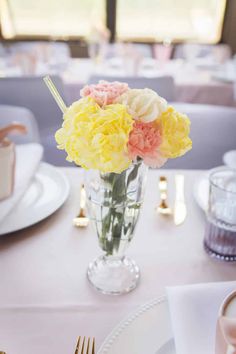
[0,162,70,235]
[98,297,175,354]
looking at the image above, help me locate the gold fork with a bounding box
[73,184,89,228]
[75,336,95,354]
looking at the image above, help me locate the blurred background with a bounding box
[0,0,236,167]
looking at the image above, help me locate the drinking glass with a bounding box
[204,167,236,261]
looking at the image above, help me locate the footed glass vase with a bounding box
[85,161,148,295]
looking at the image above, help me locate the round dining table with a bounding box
[0,167,235,353]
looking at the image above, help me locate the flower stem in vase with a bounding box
[100,163,141,257]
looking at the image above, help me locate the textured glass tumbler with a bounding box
[204,167,236,261]
[85,161,148,295]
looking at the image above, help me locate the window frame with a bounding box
[115,0,227,44]
[0,0,107,41]
[0,0,229,44]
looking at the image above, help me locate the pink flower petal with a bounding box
[80,80,129,106]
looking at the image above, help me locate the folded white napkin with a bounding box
[0,143,43,225]
[167,281,236,354]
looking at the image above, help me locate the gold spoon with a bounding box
[156,176,172,216]
[73,184,89,228]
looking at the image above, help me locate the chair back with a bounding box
[0,76,69,165]
[0,76,66,129]
[165,103,236,169]
[88,75,176,101]
[0,104,40,144]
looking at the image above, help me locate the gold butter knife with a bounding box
[174,174,187,226]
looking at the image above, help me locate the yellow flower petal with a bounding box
[55,97,134,173]
[157,107,192,158]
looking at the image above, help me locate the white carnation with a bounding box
[116,88,167,122]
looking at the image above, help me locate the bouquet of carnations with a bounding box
[55,80,192,173]
[52,80,192,294]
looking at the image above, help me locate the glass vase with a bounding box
[85,161,148,295]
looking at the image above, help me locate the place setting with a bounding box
[96,282,236,354]
[0,121,70,236]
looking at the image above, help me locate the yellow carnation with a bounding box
[55,97,134,173]
[157,107,192,158]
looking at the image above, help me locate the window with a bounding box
[116,0,226,43]
[0,0,227,43]
[0,0,105,39]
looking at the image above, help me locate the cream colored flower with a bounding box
[116,88,167,122]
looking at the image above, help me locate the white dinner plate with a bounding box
[0,162,70,235]
[98,297,175,354]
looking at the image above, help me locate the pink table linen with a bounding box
[0,168,236,353]
[175,82,235,106]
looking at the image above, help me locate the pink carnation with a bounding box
[80,80,129,106]
[128,121,167,168]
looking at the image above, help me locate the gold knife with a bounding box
[174,174,187,226]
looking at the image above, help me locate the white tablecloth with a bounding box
[0,168,236,353]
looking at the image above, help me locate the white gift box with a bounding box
[0,139,15,200]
